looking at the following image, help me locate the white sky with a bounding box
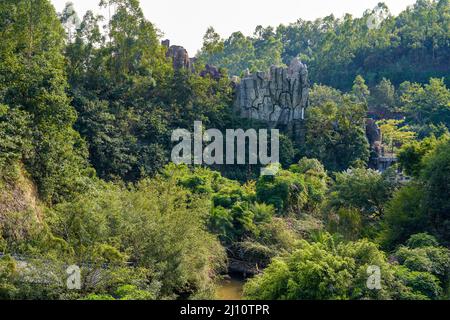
[51,0,418,55]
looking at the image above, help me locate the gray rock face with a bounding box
[366,118,382,150]
[162,39,193,70]
[234,59,310,126]
[200,64,222,80]
[366,118,398,172]
[167,45,192,70]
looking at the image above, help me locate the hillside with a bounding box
[0,0,449,301]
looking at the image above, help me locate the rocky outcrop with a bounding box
[366,118,398,172]
[162,39,193,71]
[200,64,222,80]
[366,118,382,157]
[234,58,310,126]
[367,121,382,169]
[162,40,224,80]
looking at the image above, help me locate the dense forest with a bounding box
[0,0,449,300]
[199,0,450,90]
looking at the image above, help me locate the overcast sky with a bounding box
[51,0,418,55]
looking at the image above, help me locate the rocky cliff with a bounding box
[234,58,310,127]
[162,39,195,71]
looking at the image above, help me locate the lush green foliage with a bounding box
[302,83,371,172]
[0,0,449,301]
[0,0,94,203]
[197,26,283,76]
[65,1,234,182]
[244,234,447,300]
[383,136,450,247]
[326,168,398,240]
[199,1,450,90]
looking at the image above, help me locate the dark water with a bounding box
[215,274,245,300]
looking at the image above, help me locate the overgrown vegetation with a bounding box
[199,0,450,90]
[0,0,449,300]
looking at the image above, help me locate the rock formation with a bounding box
[162,40,223,80]
[234,58,310,127]
[366,118,398,171]
[366,118,382,155]
[162,39,194,71]
[200,64,222,80]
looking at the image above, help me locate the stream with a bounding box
[215,273,245,300]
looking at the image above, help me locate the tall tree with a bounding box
[0,0,92,203]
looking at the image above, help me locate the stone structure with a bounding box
[366,118,398,172]
[162,39,194,71]
[234,58,310,127]
[200,64,222,80]
[366,118,382,157]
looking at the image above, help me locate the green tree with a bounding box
[401,78,450,129]
[0,105,32,180]
[421,138,450,243]
[377,119,416,153]
[244,236,407,300]
[0,0,93,203]
[371,78,397,110]
[198,26,284,76]
[326,168,397,239]
[352,75,370,104]
[394,233,450,298]
[303,87,370,172]
[256,168,307,215]
[47,169,226,298]
[201,27,224,56]
[397,134,440,177]
[382,136,450,246]
[289,158,329,212]
[381,183,428,248]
